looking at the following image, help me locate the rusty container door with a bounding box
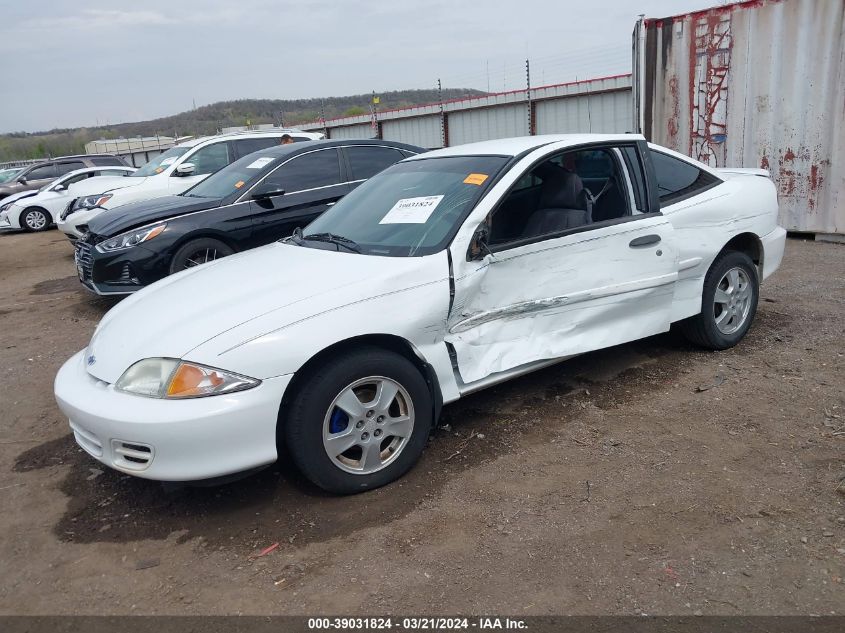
[634,0,845,235]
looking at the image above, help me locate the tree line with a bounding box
[0,88,482,162]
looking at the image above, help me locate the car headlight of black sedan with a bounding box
[95,224,167,253]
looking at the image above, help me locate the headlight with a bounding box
[0,201,13,213]
[115,358,261,399]
[77,193,113,210]
[95,224,166,253]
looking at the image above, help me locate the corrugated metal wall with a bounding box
[382,116,441,148]
[635,0,845,235]
[447,104,530,146]
[535,90,631,134]
[301,75,633,150]
[327,123,375,140]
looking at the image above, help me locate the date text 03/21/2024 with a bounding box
[307,617,527,630]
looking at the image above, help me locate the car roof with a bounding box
[405,134,646,160]
[61,166,134,178]
[20,154,119,168]
[235,138,425,161]
[175,129,323,149]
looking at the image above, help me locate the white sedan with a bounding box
[54,134,786,493]
[0,166,134,232]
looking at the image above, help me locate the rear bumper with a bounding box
[760,226,787,281]
[54,350,292,481]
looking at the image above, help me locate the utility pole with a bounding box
[437,79,448,148]
[370,90,381,139]
[526,58,534,135]
[319,99,327,138]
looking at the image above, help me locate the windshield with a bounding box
[131,146,190,177]
[183,152,278,199]
[300,155,509,257]
[0,169,22,183]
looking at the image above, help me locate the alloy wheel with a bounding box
[24,210,47,231]
[183,247,220,268]
[713,266,752,335]
[322,376,415,475]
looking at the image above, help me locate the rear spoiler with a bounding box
[715,167,770,178]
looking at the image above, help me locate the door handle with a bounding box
[326,201,336,207]
[629,234,661,248]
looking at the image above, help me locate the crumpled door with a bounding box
[446,216,678,384]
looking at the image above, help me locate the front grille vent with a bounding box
[111,440,154,471]
[74,241,94,283]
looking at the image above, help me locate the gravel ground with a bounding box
[0,229,842,615]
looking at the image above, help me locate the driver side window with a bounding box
[185,142,231,176]
[489,146,632,247]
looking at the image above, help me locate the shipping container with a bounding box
[633,0,845,236]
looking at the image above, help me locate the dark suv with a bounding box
[0,154,128,200]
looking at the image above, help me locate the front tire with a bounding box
[169,238,234,274]
[680,250,759,349]
[284,347,432,494]
[20,207,51,232]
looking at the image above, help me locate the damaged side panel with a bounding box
[446,217,679,385]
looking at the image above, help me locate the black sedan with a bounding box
[74,139,423,295]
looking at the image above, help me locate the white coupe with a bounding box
[54,134,787,493]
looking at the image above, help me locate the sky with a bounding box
[0,0,715,133]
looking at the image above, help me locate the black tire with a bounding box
[284,346,432,494]
[169,237,234,274]
[20,207,51,232]
[679,250,759,350]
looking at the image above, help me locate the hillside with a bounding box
[0,88,483,162]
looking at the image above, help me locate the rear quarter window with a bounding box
[651,150,720,206]
[346,146,406,181]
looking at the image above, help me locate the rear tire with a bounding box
[20,207,51,232]
[169,238,234,274]
[679,250,759,350]
[284,347,432,494]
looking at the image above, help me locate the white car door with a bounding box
[167,141,232,194]
[446,143,679,385]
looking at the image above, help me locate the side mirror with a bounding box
[174,163,196,176]
[53,184,67,192]
[17,177,27,184]
[468,223,494,261]
[251,182,285,200]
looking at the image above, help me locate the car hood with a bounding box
[68,175,147,198]
[88,195,222,236]
[1,189,41,206]
[85,242,447,383]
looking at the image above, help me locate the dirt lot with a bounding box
[0,230,842,615]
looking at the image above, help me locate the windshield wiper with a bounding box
[300,231,361,253]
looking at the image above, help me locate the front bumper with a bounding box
[54,350,292,481]
[0,209,18,230]
[74,238,171,295]
[56,218,83,241]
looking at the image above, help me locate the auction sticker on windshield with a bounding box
[246,157,274,169]
[463,173,488,185]
[379,195,444,224]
